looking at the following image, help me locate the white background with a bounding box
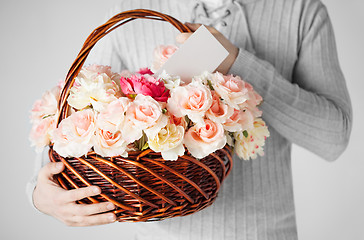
[0,0,363,239]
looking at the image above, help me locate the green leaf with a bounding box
[42,114,55,119]
[243,130,248,138]
[141,142,149,151]
[207,79,214,91]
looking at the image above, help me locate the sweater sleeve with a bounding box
[229,4,352,161]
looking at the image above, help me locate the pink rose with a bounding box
[223,108,255,132]
[29,116,56,151]
[120,74,169,102]
[167,81,212,125]
[122,95,168,142]
[93,129,128,157]
[184,119,226,159]
[168,113,188,130]
[206,91,234,124]
[211,72,250,109]
[151,45,178,72]
[52,109,95,157]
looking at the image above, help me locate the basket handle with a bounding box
[57,9,191,125]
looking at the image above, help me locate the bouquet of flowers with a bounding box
[30,45,269,162]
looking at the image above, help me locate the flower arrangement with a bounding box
[30,45,269,161]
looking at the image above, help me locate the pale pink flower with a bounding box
[238,82,263,118]
[122,95,167,143]
[211,72,250,109]
[234,118,270,160]
[29,116,56,151]
[223,108,255,132]
[96,97,131,133]
[148,123,185,160]
[184,119,226,159]
[167,81,212,125]
[52,109,95,157]
[151,45,178,72]
[120,74,169,102]
[84,64,121,83]
[93,129,128,157]
[206,91,234,124]
[30,85,61,123]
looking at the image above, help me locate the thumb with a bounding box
[38,162,65,181]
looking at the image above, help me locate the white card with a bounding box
[156,25,229,83]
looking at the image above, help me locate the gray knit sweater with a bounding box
[27,0,352,239]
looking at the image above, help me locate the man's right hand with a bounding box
[33,162,117,226]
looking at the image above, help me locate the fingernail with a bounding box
[108,214,116,222]
[107,203,115,210]
[92,186,101,194]
[56,162,63,169]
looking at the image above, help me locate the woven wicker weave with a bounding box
[50,9,233,222]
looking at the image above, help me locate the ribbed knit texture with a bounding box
[27,0,352,239]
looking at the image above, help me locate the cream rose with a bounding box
[122,95,167,143]
[52,109,95,157]
[211,72,249,109]
[148,123,185,160]
[67,66,121,112]
[167,81,212,125]
[234,118,270,160]
[184,119,226,159]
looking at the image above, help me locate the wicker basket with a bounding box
[49,9,233,222]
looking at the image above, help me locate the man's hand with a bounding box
[176,22,239,75]
[33,162,116,226]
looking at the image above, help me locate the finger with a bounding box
[62,186,101,203]
[176,33,192,44]
[72,202,115,216]
[69,212,116,227]
[38,162,65,181]
[185,22,202,31]
[186,22,219,34]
